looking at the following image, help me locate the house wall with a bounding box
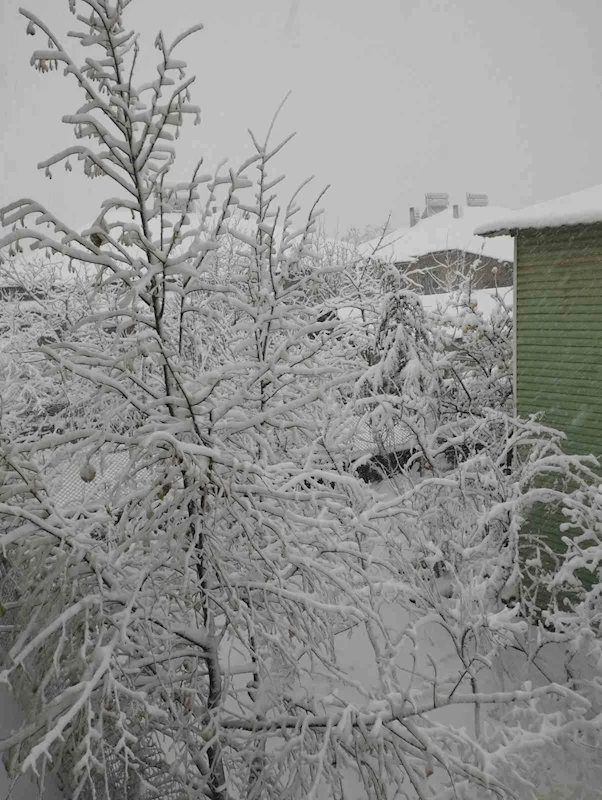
[397,251,512,294]
[516,224,602,457]
[516,224,602,580]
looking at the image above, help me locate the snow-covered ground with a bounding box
[1,489,597,799]
[1,393,597,800]
[421,284,513,318]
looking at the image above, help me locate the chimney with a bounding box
[409,206,418,227]
[453,204,460,218]
[466,193,488,207]
[425,192,449,217]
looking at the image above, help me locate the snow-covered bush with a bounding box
[352,276,514,480]
[1,3,602,800]
[436,282,514,417]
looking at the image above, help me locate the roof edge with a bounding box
[476,218,602,238]
[474,224,514,238]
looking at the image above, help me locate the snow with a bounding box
[323,599,478,798]
[51,451,131,508]
[422,285,513,319]
[346,413,416,461]
[361,205,515,263]
[475,182,602,235]
[339,286,513,326]
[358,227,414,263]
[315,479,599,798]
[0,253,89,289]
[341,286,513,458]
[0,685,65,799]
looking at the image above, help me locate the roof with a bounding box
[361,205,514,263]
[359,227,414,263]
[475,184,602,237]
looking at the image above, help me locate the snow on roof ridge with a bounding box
[360,205,514,263]
[475,183,602,236]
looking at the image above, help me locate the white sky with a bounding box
[1,0,602,237]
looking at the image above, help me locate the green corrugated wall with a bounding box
[517,225,602,457]
[516,225,602,584]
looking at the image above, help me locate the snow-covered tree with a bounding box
[1,3,602,800]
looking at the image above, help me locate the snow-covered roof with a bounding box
[475,184,602,236]
[359,228,414,263]
[361,205,514,264]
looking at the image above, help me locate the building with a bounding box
[476,183,602,582]
[476,184,602,460]
[362,193,514,293]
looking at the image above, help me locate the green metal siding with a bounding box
[516,225,602,460]
[515,225,602,456]
[516,225,602,584]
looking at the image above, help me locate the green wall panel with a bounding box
[515,225,602,588]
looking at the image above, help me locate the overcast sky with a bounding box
[1,0,602,237]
